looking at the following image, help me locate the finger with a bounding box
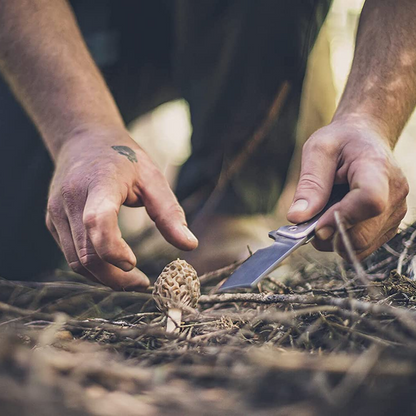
[314,217,384,253]
[75,247,150,291]
[67,219,149,290]
[287,135,338,224]
[83,185,136,271]
[311,236,334,252]
[69,215,149,290]
[62,193,149,290]
[354,227,399,260]
[315,161,390,242]
[314,191,406,253]
[336,225,399,261]
[334,201,405,257]
[46,212,60,246]
[313,206,403,255]
[47,205,99,282]
[140,167,198,251]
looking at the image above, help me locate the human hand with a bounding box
[287,117,408,260]
[46,126,198,290]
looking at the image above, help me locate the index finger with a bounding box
[83,185,137,271]
[316,161,389,234]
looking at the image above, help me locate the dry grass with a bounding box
[1,224,416,415]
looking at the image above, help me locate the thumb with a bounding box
[287,139,338,224]
[141,170,198,251]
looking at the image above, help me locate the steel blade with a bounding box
[218,236,307,291]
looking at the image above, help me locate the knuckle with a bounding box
[99,250,113,263]
[304,134,337,157]
[83,211,99,230]
[97,244,120,262]
[363,192,387,217]
[170,203,186,218]
[45,216,54,232]
[297,173,326,193]
[393,201,408,223]
[60,181,77,201]
[78,253,100,269]
[402,181,410,199]
[47,198,64,218]
[68,261,85,275]
[152,203,185,225]
[83,207,117,231]
[83,210,107,230]
[396,175,410,200]
[389,165,409,198]
[350,231,372,252]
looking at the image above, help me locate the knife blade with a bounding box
[218,184,349,292]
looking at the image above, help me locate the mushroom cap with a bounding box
[152,259,200,312]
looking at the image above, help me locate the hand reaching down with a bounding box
[46,126,198,290]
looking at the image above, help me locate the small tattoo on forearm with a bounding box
[111,145,138,163]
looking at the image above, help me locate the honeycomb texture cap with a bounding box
[153,259,200,311]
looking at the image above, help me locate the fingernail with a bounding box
[288,199,309,214]
[316,226,335,241]
[116,260,135,272]
[182,226,198,244]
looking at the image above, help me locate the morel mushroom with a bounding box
[153,259,200,333]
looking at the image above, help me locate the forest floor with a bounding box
[1,224,416,416]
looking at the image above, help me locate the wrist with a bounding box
[331,111,395,149]
[49,121,127,161]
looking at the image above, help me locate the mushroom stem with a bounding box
[166,308,182,333]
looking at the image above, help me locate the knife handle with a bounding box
[270,184,349,240]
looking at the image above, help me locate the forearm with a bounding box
[334,0,416,147]
[0,0,124,159]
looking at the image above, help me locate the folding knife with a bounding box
[218,184,349,292]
